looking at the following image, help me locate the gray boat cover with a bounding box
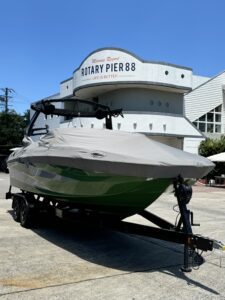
[13,128,214,179]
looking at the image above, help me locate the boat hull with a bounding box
[8,161,171,217]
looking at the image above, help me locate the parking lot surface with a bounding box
[0,173,225,299]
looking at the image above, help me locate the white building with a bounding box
[33,47,223,154]
[185,71,225,143]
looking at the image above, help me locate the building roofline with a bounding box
[73,47,193,74]
[60,77,73,84]
[186,70,225,95]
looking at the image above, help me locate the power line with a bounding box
[0,88,15,113]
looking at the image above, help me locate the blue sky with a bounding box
[0,0,225,114]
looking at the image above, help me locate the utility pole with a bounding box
[0,88,15,113]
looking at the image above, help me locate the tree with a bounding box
[0,110,27,151]
[199,136,225,180]
[0,110,29,172]
[199,136,225,157]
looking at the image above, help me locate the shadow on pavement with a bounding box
[7,209,220,296]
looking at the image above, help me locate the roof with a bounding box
[73,47,192,74]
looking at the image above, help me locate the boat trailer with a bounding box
[6,176,224,272]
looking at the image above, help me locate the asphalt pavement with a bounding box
[0,172,225,299]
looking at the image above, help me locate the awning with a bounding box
[207,152,225,162]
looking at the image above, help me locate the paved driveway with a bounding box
[0,173,225,299]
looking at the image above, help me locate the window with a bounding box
[207,123,213,133]
[207,113,214,122]
[215,125,221,133]
[215,106,222,112]
[215,114,221,122]
[199,122,206,132]
[193,105,222,134]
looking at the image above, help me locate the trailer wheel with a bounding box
[20,196,34,228]
[12,195,21,222]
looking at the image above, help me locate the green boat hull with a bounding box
[8,162,171,217]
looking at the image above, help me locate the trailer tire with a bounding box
[19,196,34,228]
[12,195,21,222]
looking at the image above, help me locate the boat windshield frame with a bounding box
[26,98,123,137]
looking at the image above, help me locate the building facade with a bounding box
[184,71,225,142]
[32,47,217,153]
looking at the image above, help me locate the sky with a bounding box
[0,0,225,114]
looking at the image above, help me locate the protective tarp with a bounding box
[10,128,214,179]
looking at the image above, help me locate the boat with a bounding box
[7,99,214,218]
[7,98,220,272]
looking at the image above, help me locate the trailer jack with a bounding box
[103,176,215,272]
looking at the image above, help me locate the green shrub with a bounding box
[199,136,225,180]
